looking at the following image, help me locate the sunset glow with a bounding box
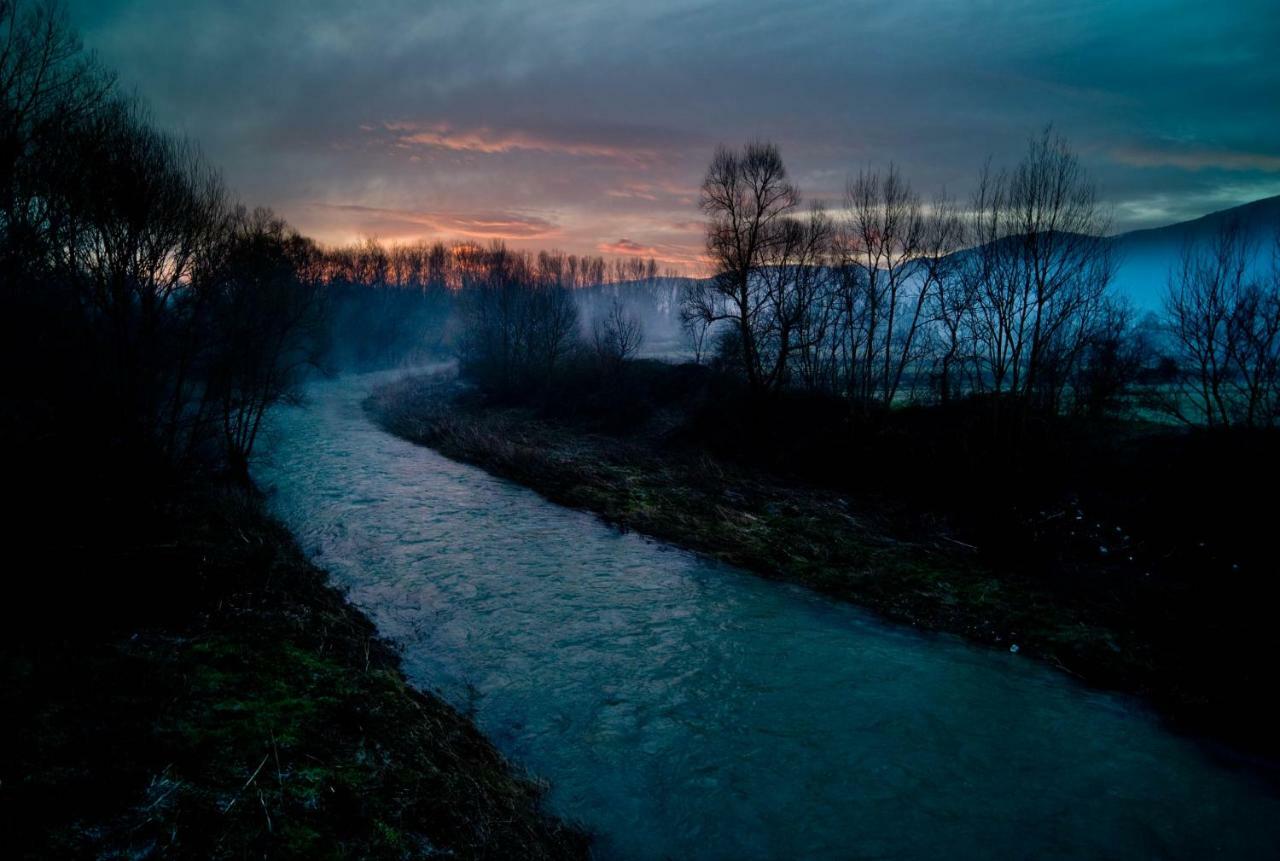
[65,0,1279,274]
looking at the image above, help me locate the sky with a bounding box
[69,0,1280,272]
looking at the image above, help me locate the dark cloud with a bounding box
[599,239,655,255]
[68,0,1280,269]
[598,238,703,267]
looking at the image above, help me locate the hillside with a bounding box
[1110,195,1280,308]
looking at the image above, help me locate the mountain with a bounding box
[1109,195,1280,309]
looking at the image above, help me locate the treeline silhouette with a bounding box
[2,1,326,487]
[321,238,666,370]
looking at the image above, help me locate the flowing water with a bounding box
[255,371,1280,860]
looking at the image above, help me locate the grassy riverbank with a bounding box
[368,370,1280,757]
[1,484,588,859]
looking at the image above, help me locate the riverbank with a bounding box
[367,371,1278,757]
[1,483,588,859]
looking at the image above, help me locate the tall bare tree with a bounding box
[769,205,833,390]
[684,141,800,393]
[966,128,1114,413]
[836,165,927,407]
[918,193,974,403]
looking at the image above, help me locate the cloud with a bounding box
[68,0,1280,261]
[312,204,560,241]
[597,236,706,268]
[1112,145,1280,173]
[380,121,663,163]
[598,238,658,255]
[604,181,699,204]
[1112,179,1280,228]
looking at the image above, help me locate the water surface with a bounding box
[255,371,1280,860]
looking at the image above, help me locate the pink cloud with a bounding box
[380,121,659,162]
[604,180,699,205]
[312,203,560,240]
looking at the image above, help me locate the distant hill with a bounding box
[1109,195,1280,309]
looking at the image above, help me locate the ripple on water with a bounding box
[256,372,1280,861]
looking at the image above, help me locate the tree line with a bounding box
[454,244,658,395]
[318,238,664,370]
[682,134,1280,429]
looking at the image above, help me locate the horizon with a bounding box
[68,0,1280,273]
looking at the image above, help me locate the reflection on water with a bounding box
[255,371,1280,860]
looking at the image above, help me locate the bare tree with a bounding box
[2,1,331,482]
[836,165,927,408]
[679,287,713,364]
[457,244,581,394]
[684,141,800,393]
[2,0,113,284]
[1071,297,1151,417]
[593,296,644,374]
[528,279,580,381]
[768,205,833,391]
[919,193,975,403]
[965,128,1114,413]
[1164,220,1280,428]
[43,95,228,458]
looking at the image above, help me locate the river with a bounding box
[254,371,1280,860]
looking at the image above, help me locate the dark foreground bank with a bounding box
[368,370,1280,760]
[0,484,588,860]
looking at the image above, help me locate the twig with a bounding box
[258,789,273,834]
[222,754,269,815]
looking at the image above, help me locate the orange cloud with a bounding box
[313,203,560,240]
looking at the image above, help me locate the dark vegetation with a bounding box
[370,134,1280,756]
[2,487,587,859]
[1,2,584,855]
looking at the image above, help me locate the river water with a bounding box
[254,371,1280,860]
